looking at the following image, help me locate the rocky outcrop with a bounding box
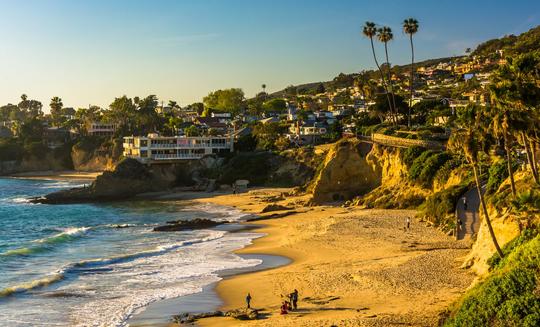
[71,138,122,172]
[32,158,159,203]
[260,204,292,213]
[358,144,429,208]
[153,218,223,232]
[172,308,259,324]
[309,139,380,203]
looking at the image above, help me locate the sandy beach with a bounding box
[190,188,475,326]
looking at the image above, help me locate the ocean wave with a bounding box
[0,227,90,257]
[65,230,226,273]
[0,273,64,297]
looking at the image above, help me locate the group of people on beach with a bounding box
[280,289,299,314]
[245,289,299,315]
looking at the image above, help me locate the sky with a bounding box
[0,0,539,112]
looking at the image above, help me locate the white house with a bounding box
[123,133,234,163]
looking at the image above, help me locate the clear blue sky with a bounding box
[0,0,539,111]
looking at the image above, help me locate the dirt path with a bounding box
[456,186,484,240]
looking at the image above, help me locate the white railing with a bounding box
[148,143,231,149]
[152,153,205,160]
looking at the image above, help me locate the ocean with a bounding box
[0,178,262,326]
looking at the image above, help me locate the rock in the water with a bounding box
[153,218,222,232]
[260,203,292,213]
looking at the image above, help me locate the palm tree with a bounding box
[363,21,394,124]
[403,18,419,127]
[377,26,397,121]
[490,107,517,198]
[449,110,504,258]
[49,96,63,126]
[261,84,267,94]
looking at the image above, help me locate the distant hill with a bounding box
[268,24,540,99]
[270,56,463,98]
[473,25,540,57]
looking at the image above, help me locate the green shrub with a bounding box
[408,150,436,181]
[23,141,48,158]
[218,152,276,186]
[0,139,23,161]
[486,160,511,195]
[445,233,540,327]
[421,183,469,228]
[401,146,427,168]
[434,158,465,186]
[417,152,452,187]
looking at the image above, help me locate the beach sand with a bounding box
[192,188,475,327]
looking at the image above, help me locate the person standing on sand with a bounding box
[292,289,299,310]
[405,217,411,231]
[246,293,252,308]
[232,184,237,195]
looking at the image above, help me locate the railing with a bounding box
[148,143,231,149]
[151,153,205,160]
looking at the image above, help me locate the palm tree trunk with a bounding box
[531,139,539,181]
[384,42,398,124]
[408,34,415,128]
[522,132,540,184]
[504,133,517,198]
[369,37,395,125]
[473,164,504,258]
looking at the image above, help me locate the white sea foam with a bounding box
[67,231,263,327]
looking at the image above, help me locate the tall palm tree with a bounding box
[449,113,504,258]
[490,108,517,198]
[261,84,266,94]
[377,26,397,121]
[403,18,419,127]
[363,21,395,124]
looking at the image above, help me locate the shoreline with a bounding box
[187,189,476,326]
[5,170,102,181]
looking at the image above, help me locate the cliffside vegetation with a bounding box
[444,229,540,326]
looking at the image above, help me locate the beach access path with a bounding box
[195,188,475,327]
[456,186,484,240]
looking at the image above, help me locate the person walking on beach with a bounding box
[232,184,237,195]
[405,217,411,231]
[246,293,252,308]
[291,289,299,310]
[463,197,468,211]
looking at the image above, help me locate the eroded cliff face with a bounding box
[0,154,72,175]
[309,139,380,203]
[463,172,531,275]
[71,139,123,172]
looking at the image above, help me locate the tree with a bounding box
[49,96,63,126]
[489,52,540,185]
[369,93,409,123]
[252,122,287,150]
[449,105,503,258]
[261,84,267,94]
[107,96,137,134]
[403,18,419,127]
[184,125,200,137]
[203,88,246,116]
[377,26,397,120]
[263,98,287,114]
[363,22,394,124]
